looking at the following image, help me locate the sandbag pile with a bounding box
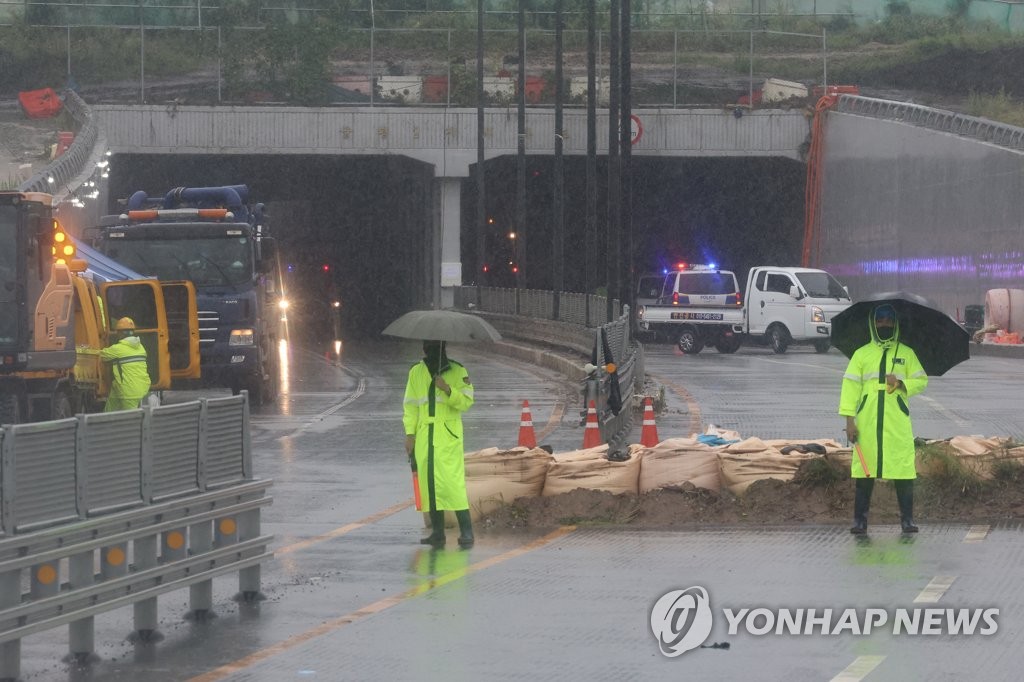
[465,446,553,520]
[637,437,721,493]
[718,438,848,496]
[918,436,1024,480]
[541,444,644,497]
[454,428,1019,515]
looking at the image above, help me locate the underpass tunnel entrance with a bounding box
[109,154,435,342]
[107,152,806,342]
[463,155,807,296]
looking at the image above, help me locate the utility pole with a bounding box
[516,0,527,287]
[621,0,635,333]
[553,0,565,308]
[606,0,621,324]
[476,0,486,284]
[585,0,598,323]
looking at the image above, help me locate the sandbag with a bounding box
[637,437,720,493]
[542,444,642,497]
[763,438,852,472]
[718,438,820,496]
[947,436,1022,480]
[464,446,553,519]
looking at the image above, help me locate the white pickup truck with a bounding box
[636,264,852,354]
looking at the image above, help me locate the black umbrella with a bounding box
[830,291,970,376]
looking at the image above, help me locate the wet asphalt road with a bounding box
[16,338,1024,681]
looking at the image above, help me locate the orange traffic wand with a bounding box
[410,454,422,510]
[518,400,537,448]
[854,442,871,477]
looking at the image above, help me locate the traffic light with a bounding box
[321,264,330,272]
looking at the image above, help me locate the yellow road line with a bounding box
[661,378,703,435]
[275,500,412,556]
[537,401,565,440]
[188,526,577,682]
[830,655,886,681]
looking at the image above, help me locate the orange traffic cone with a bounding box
[518,400,537,448]
[640,397,659,447]
[582,400,602,448]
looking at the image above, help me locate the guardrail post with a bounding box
[131,534,162,642]
[0,569,21,681]
[187,519,214,620]
[241,393,252,480]
[236,507,264,602]
[67,550,97,663]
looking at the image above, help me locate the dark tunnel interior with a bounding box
[108,153,806,341]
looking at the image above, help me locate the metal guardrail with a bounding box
[0,393,272,680]
[19,89,100,194]
[835,94,1024,153]
[455,286,642,447]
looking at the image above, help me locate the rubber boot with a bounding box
[420,510,446,547]
[850,478,874,535]
[455,509,474,548]
[895,480,918,533]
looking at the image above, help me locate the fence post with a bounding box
[131,534,162,642]
[237,506,264,602]
[67,550,97,663]
[0,569,21,680]
[187,520,214,619]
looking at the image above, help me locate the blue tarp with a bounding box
[73,239,147,282]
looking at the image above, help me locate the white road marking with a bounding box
[963,525,990,543]
[914,575,956,604]
[918,394,971,428]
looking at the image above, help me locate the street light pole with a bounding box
[369,0,375,106]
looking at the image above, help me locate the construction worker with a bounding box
[403,340,475,548]
[100,317,151,411]
[839,304,928,535]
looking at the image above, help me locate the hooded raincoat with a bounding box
[838,309,927,479]
[101,335,150,411]
[403,355,474,511]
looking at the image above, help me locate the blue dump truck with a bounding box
[88,185,280,405]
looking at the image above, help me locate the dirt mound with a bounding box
[479,458,1024,531]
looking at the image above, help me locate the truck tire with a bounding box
[242,378,264,407]
[51,392,73,420]
[768,325,790,354]
[814,339,831,354]
[677,328,704,355]
[0,392,21,425]
[715,334,742,354]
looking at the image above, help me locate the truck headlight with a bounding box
[230,328,255,346]
[811,306,825,323]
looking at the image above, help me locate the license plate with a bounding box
[671,312,724,320]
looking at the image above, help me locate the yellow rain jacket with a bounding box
[100,335,151,411]
[839,314,927,479]
[403,358,474,511]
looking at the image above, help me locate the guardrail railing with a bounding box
[455,285,642,447]
[836,94,1024,152]
[19,89,100,195]
[0,393,272,680]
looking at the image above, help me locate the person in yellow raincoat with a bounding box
[403,340,475,548]
[100,317,151,411]
[839,304,928,535]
